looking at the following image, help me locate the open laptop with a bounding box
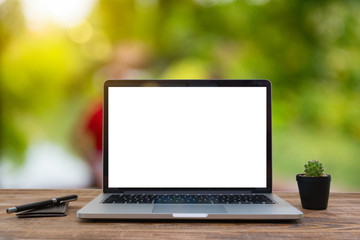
[77,79,303,220]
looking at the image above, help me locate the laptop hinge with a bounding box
[121,190,253,195]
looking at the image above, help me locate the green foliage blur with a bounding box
[0,0,359,190]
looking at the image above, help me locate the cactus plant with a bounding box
[297,159,330,209]
[304,160,325,177]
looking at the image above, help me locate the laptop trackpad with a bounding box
[153,205,227,214]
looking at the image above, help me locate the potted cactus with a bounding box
[296,160,331,210]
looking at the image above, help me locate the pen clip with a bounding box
[59,197,78,204]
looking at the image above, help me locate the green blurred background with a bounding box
[0,0,359,190]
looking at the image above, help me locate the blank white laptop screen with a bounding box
[108,87,267,188]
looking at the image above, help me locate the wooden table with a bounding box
[0,189,359,239]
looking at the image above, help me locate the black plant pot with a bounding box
[296,174,331,210]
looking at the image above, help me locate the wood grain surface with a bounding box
[0,189,359,239]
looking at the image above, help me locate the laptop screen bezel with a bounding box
[103,79,272,193]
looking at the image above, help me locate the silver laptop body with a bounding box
[77,79,303,220]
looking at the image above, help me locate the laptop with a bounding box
[77,79,303,220]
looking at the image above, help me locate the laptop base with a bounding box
[77,193,303,220]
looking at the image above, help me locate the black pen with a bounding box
[6,195,78,214]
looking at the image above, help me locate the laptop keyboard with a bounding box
[103,194,275,204]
